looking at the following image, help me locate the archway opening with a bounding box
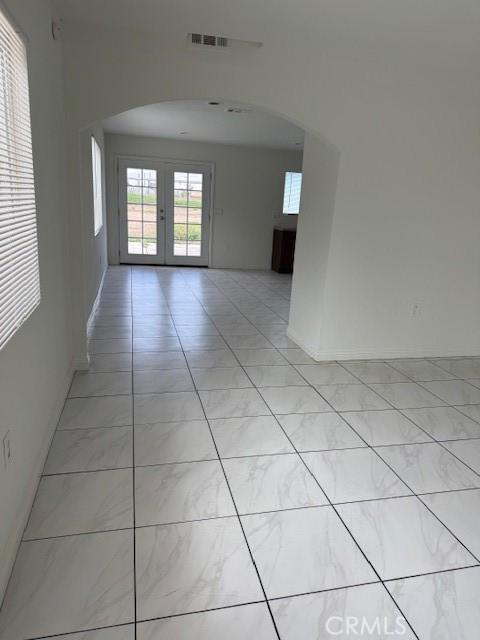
[79,98,339,362]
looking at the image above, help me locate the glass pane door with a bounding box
[119,160,165,264]
[173,171,203,257]
[127,167,157,255]
[166,164,210,266]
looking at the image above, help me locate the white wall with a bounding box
[105,133,302,270]
[59,21,480,363]
[0,0,73,600]
[287,133,339,356]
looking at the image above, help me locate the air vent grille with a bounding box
[191,33,228,48]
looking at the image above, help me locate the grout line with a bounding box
[18,483,480,544]
[269,411,420,639]
[165,281,283,640]
[129,268,138,640]
[9,266,480,640]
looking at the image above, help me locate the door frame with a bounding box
[118,157,165,265]
[115,154,215,267]
[164,161,212,267]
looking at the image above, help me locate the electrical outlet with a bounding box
[3,431,12,470]
[412,303,422,318]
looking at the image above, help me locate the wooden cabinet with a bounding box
[271,227,296,273]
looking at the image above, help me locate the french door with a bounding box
[118,158,211,266]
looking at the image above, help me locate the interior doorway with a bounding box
[118,157,212,266]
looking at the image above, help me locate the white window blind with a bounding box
[282,171,302,215]
[91,136,103,235]
[0,7,40,351]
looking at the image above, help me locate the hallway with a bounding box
[1,266,480,639]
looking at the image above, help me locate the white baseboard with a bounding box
[72,355,90,371]
[0,362,75,606]
[286,326,480,361]
[286,326,323,360]
[315,347,480,361]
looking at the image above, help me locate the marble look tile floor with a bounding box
[1,266,480,639]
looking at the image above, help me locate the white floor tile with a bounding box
[0,531,134,640]
[44,426,132,474]
[245,364,307,387]
[369,382,446,409]
[271,583,415,640]
[199,388,270,419]
[133,369,194,394]
[134,420,217,465]
[223,453,328,514]
[295,363,359,385]
[209,415,294,457]
[135,460,235,526]
[401,406,480,440]
[234,348,287,366]
[260,386,331,414]
[135,518,262,619]
[386,359,455,381]
[68,372,131,398]
[242,506,377,599]
[443,438,480,474]
[342,409,431,446]
[191,366,252,390]
[133,351,187,371]
[137,604,276,640]
[342,361,409,383]
[337,496,476,580]
[421,489,480,558]
[24,469,133,539]
[375,443,480,493]
[58,396,132,430]
[303,448,412,503]
[134,392,204,424]
[15,267,480,640]
[387,566,480,640]
[316,384,390,411]
[421,380,480,405]
[185,349,238,368]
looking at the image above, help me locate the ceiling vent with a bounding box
[190,33,228,48]
[188,33,262,51]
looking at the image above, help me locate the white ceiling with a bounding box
[102,101,305,150]
[55,0,480,72]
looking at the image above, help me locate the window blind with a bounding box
[0,7,40,351]
[91,136,103,235]
[283,171,302,215]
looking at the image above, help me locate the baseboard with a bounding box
[315,346,480,361]
[286,326,323,360]
[286,327,480,362]
[72,354,90,371]
[86,267,106,335]
[0,361,75,606]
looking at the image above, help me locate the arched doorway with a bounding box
[72,98,339,366]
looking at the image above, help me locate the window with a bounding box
[282,171,302,215]
[0,7,40,351]
[91,136,103,235]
